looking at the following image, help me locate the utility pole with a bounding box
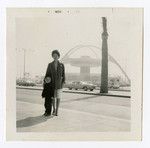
[16,48,35,79]
[23,48,26,79]
[100,17,108,93]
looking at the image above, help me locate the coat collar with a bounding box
[52,60,61,71]
[52,60,60,65]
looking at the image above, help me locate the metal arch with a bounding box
[61,45,102,61]
[108,55,131,83]
[61,45,130,83]
[85,47,99,59]
[61,45,83,61]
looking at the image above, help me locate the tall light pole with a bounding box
[16,48,35,79]
[100,17,108,93]
[23,48,26,79]
[16,48,26,79]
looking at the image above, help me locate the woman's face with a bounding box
[52,53,59,60]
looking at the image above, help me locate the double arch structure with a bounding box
[61,45,130,84]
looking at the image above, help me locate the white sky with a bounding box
[16,8,142,78]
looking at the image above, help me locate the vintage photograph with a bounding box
[6,8,143,140]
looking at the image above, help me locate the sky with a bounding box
[16,8,142,79]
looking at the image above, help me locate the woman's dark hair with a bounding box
[52,50,60,58]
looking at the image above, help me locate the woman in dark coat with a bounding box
[42,50,65,116]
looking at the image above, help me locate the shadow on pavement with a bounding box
[17,115,54,128]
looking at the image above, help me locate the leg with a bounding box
[44,97,52,116]
[52,97,56,115]
[55,98,60,116]
[55,89,62,116]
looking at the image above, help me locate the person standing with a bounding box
[41,76,54,116]
[44,50,65,116]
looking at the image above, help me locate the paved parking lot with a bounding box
[16,88,131,132]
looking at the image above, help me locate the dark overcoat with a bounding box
[41,82,54,98]
[44,61,65,90]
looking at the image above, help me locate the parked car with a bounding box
[108,78,120,89]
[67,81,96,91]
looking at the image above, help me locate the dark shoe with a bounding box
[43,112,47,116]
[46,114,51,117]
[52,111,58,116]
[43,112,51,116]
[54,111,58,116]
[52,110,56,115]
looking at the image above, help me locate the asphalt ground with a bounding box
[16,88,131,132]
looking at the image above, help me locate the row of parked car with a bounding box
[16,79,120,91]
[16,80,36,87]
[65,80,120,91]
